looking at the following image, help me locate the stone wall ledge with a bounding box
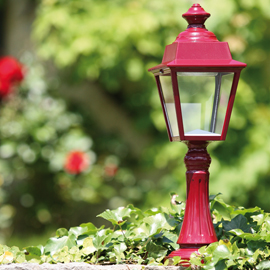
[0,264,187,270]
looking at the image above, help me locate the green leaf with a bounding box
[114,242,127,254]
[93,234,109,251]
[214,259,227,270]
[256,260,270,270]
[97,205,136,225]
[56,228,68,237]
[229,229,261,240]
[209,193,222,201]
[146,241,167,259]
[213,245,231,259]
[171,256,181,265]
[132,223,150,239]
[223,214,251,233]
[24,245,44,256]
[69,226,88,237]
[252,214,265,225]
[15,253,26,263]
[162,231,178,249]
[143,213,172,236]
[44,234,76,255]
[80,222,98,235]
[113,243,127,262]
[82,237,97,255]
[232,206,262,216]
[211,198,233,220]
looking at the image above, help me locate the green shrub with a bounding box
[2,194,270,269]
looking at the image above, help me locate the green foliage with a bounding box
[3,195,270,269]
[22,200,184,265]
[1,0,270,252]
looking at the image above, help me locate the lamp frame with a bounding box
[154,68,242,141]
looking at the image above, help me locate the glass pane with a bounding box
[215,73,234,134]
[159,75,179,138]
[177,72,233,136]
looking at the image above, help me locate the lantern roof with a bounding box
[148,4,246,72]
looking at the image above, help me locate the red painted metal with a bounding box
[155,75,173,141]
[168,141,217,263]
[220,71,241,140]
[148,4,246,71]
[171,71,185,139]
[147,3,248,265]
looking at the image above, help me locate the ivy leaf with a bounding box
[247,241,267,252]
[44,234,76,255]
[229,229,261,240]
[81,237,97,255]
[56,228,68,237]
[211,198,233,220]
[69,226,88,237]
[162,231,178,249]
[113,243,127,262]
[24,245,44,256]
[213,259,228,270]
[146,241,167,259]
[252,214,265,225]
[93,234,109,251]
[15,252,26,263]
[80,222,98,235]
[209,193,222,201]
[143,213,172,236]
[256,260,270,270]
[132,223,150,239]
[114,242,127,254]
[97,205,136,225]
[213,245,231,259]
[232,206,262,216]
[223,214,251,233]
[205,242,219,254]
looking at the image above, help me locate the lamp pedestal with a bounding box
[168,141,217,264]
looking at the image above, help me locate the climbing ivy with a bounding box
[3,195,270,269]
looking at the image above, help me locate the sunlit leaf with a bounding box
[56,228,68,237]
[256,260,270,270]
[44,234,76,255]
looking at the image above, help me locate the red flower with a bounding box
[0,56,24,98]
[64,151,90,174]
[104,163,118,177]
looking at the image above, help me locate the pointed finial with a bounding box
[182,3,210,28]
[175,4,217,42]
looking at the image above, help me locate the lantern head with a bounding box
[148,4,246,142]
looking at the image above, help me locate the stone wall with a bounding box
[0,264,186,270]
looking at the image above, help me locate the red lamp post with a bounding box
[148,4,246,263]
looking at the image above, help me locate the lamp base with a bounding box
[166,244,205,266]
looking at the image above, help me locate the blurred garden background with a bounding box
[0,0,269,249]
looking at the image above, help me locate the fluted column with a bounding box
[168,141,217,263]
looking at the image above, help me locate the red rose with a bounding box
[64,151,90,174]
[0,56,24,98]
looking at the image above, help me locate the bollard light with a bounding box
[148,3,246,264]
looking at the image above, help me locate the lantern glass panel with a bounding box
[177,72,234,136]
[159,75,179,137]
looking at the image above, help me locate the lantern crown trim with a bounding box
[148,4,246,73]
